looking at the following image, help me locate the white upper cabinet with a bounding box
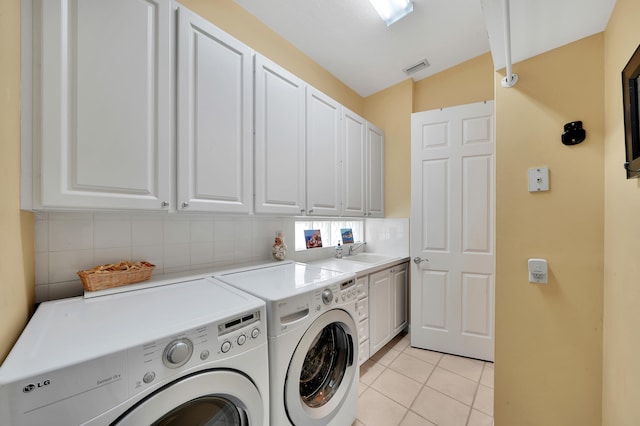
[342,109,367,217]
[33,0,172,210]
[176,7,253,213]
[254,55,306,215]
[306,88,342,216]
[367,122,385,217]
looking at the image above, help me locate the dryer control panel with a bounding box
[316,279,358,310]
[127,308,265,395]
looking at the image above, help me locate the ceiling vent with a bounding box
[403,59,430,75]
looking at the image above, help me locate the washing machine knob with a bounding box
[251,328,260,339]
[163,338,193,368]
[322,289,333,305]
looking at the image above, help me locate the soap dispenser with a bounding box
[335,241,343,259]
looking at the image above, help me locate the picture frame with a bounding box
[622,44,640,179]
[340,228,354,244]
[304,229,323,249]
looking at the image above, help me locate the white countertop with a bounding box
[306,253,410,276]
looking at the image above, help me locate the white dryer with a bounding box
[217,261,359,426]
[0,277,269,426]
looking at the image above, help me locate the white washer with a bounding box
[0,277,269,426]
[217,261,359,426]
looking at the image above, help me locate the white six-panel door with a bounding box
[410,101,495,361]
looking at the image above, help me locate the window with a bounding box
[294,220,364,251]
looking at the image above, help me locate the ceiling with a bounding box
[234,0,616,97]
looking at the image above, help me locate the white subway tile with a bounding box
[132,215,163,246]
[48,249,94,283]
[94,214,131,248]
[48,213,93,251]
[164,217,190,245]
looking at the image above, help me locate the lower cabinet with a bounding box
[356,262,408,365]
[369,262,408,356]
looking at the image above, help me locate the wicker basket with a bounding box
[78,261,155,292]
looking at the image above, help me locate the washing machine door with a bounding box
[285,308,358,426]
[112,370,264,426]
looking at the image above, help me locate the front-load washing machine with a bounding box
[217,261,359,426]
[0,277,269,426]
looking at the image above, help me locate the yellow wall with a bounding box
[179,0,364,115]
[494,34,604,425]
[363,79,414,217]
[414,52,495,112]
[363,53,495,218]
[603,0,640,424]
[0,0,35,362]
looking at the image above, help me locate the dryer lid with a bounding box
[0,278,264,384]
[217,262,354,301]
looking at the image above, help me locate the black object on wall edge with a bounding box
[561,121,586,145]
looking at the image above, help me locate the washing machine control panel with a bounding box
[127,309,265,396]
[315,278,357,309]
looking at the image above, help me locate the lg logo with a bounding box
[22,380,50,393]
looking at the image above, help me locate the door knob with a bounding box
[413,256,428,264]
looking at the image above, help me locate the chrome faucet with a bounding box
[347,241,366,256]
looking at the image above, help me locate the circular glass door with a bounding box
[114,370,263,426]
[150,395,244,425]
[285,309,358,426]
[299,323,351,408]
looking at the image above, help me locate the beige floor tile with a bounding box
[411,386,470,426]
[360,360,386,385]
[467,408,494,426]
[389,353,436,383]
[473,385,494,417]
[480,365,494,389]
[359,381,368,396]
[370,368,422,408]
[437,354,484,382]
[399,411,437,426]
[352,420,365,426]
[403,346,443,365]
[389,332,411,351]
[370,347,402,366]
[426,367,478,405]
[357,387,408,426]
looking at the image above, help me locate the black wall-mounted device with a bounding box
[561,121,586,145]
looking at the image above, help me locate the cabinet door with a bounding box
[177,7,253,213]
[367,122,385,217]
[369,268,392,354]
[39,0,172,210]
[254,55,306,215]
[342,108,366,217]
[392,262,409,334]
[306,88,342,216]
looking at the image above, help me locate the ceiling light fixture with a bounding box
[368,0,414,26]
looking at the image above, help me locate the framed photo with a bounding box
[622,44,640,178]
[304,229,323,249]
[340,228,354,244]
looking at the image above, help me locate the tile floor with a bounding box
[354,333,494,426]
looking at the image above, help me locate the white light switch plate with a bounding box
[528,167,549,192]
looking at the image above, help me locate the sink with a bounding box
[340,253,394,264]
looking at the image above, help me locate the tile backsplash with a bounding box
[34,212,409,302]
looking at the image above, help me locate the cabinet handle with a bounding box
[300,209,305,214]
[161,201,169,208]
[309,208,314,213]
[181,202,189,208]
